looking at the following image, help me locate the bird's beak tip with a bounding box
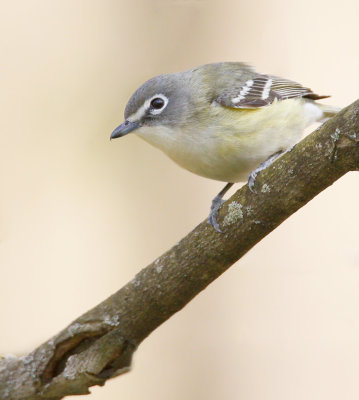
[110,120,140,140]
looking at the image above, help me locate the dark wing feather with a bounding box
[216,74,329,109]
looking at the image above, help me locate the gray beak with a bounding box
[110,120,140,140]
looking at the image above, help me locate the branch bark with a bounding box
[1,100,359,399]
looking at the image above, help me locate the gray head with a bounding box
[110,73,192,139]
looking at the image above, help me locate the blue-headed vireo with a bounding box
[110,62,338,232]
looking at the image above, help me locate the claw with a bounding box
[247,150,284,193]
[207,182,234,233]
[208,196,225,233]
[248,171,258,193]
[208,213,223,233]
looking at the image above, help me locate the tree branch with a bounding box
[1,100,358,399]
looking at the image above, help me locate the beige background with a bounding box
[1,1,359,399]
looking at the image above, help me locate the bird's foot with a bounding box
[247,150,284,193]
[248,171,258,193]
[208,195,225,233]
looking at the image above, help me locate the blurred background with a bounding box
[1,1,359,399]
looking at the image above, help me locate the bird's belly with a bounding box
[165,128,300,182]
[139,124,299,182]
[136,99,322,182]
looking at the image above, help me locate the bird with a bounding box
[110,62,338,232]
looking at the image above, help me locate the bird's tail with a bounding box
[318,104,341,121]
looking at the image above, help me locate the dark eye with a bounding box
[150,97,165,109]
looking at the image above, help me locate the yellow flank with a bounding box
[215,99,307,154]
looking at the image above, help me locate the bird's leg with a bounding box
[208,182,234,233]
[248,150,284,193]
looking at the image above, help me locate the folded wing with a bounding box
[216,74,329,109]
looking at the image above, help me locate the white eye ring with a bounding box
[127,93,169,123]
[147,94,168,115]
